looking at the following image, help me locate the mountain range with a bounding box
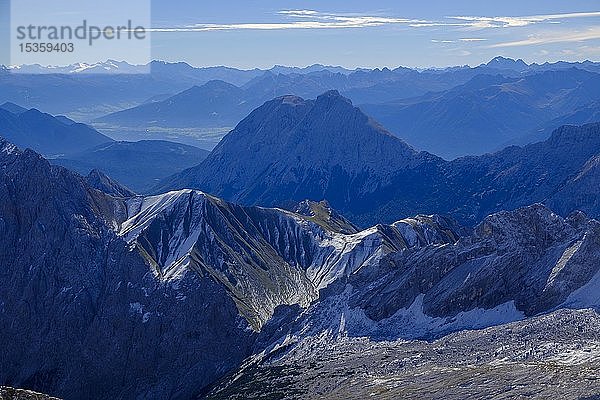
[3,57,599,158]
[0,103,209,192]
[94,61,600,158]
[1,136,599,399]
[157,90,600,227]
[0,104,112,155]
[0,60,370,121]
[96,80,252,128]
[362,68,600,158]
[0,62,262,120]
[0,60,369,120]
[93,67,472,129]
[2,56,600,400]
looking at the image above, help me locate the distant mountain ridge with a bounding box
[362,68,600,158]
[483,55,529,71]
[5,60,367,77]
[96,80,250,128]
[3,56,599,137]
[95,62,495,136]
[0,106,113,155]
[85,169,136,198]
[0,102,210,192]
[95,61,600,158]
[94,69,469,129]
[6,57,600,76]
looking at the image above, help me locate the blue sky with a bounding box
[2,0,599,68]
[149,0,600,68]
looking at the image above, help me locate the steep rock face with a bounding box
[547,153,600,217]
[260,205,600,342]
[157,91,442,225]
[0,141,255,399]
[291,200,359,234]
[158,95,600,227]
[117,189,457,329]
[445,123,600,222]
[119,190,318,330]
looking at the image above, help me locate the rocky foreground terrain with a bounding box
[0,387,61,400]
[1,136,600,399]
[208,309,600,399]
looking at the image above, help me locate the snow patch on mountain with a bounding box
[0,141,18,155]
[120,190,201,240]
[562,268,600,309]
[546,238,584,288]
[306,226,384,289]
[289,285,525,342]
[344,294,525,340]
[119,190,214,279]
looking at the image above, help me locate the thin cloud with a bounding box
[431,38,487,44]
[488,27,600,48]
[150,10,433,32]
[148,9,600,33]
[278,10,319,16]
[449,11,600,29]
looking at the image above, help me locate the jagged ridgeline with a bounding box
[1,137,599,399]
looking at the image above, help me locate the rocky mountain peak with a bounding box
[156,90,421,204]
[315,89,352,105]
[292,200,359,234]
[276,94,306,106]
[486,56,528,71]
[86,169,136,198]
[474,204,577,250]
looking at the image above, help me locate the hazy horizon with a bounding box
[1,0,599,69]
[5,54,600,71]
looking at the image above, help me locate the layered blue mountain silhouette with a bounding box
[89,59,600,158]
[0,106,112,155]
